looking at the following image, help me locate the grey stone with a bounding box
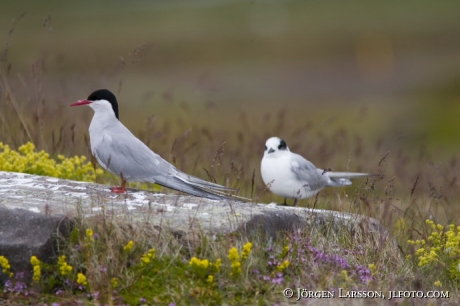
[0,205,72,283]
[0,171,384,280]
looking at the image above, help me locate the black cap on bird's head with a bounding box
[70,89,119,120]
[264,136,289,155]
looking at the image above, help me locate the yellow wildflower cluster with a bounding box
[227,242,253,276]
[408,220,460,281]
[0,255,13,278]
[277,260,290,272]
[0,142,102,182]
[228,247,242,276]
[340,270,350,282]
[123,240,134,252]
[368,263,377,275]
[30,256,41,282]
[86,229,94,243]
[281,245,290,258]
[58,255,73,276]
[111,277,119,288]
[189,256,221,285]
[241,242,253,260]
[189,257,210,269]
[141,248,156,265]
[206,275,214,284]
[77,272,88,286]
[188,256,222,272]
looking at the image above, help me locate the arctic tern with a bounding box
[71,89,238,201]
[261,137,370,205]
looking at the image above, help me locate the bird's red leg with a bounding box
[110,179,127,193]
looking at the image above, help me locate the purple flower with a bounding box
[13,281,27,293]
[15,272,25,279]
[356,265,373,284]
[331,254,350,269]
[271,274,284,284]
[140,297,147,303]
[93,233,100,240]
[168,303,176,306]
[4,280,12,291]
[52,303,61,306]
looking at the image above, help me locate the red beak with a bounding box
[70,99,92,106]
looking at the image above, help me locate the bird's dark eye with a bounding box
[278,139,287,150]
[264,145,267,151]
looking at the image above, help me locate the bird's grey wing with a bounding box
[290,154,329,191]
[175,171,235,191]
[149,174,241,201]
[93,125,173,181]
[94,124,242,201]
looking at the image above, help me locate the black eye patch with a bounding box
[278,139,287,150]
[264,145,268,151]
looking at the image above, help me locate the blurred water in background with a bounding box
[1,0,460,156]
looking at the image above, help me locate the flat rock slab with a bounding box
[0,171,384,280]
[0,171,382,236]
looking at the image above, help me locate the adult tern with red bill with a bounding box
[71,89,239,201]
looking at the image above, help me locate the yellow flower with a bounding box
[77,273,88,286]
[434,280,442,287]
[277,260,290,272]
[340,270,349,282]
[206,275,214,284]
[111,277,119,288]
[241,242,252,260]
[281,245,290,257]
[141,248,156,265]
[86,229,94,242]
[0,256,13,278]
[189,257,209,269]
[30,256,41,282]
[368,263,376,275]
[0,142,100,182]
[123,240,134,252]
[228,247,242,276]
[58,255,73,276]
[230,260,242,275]
[30,255,40,266]
[227,247,240,262]
[32,265,41,282]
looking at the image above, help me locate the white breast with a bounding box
[261,153,316,199]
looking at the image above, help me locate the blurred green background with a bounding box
[1,0,460,171]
